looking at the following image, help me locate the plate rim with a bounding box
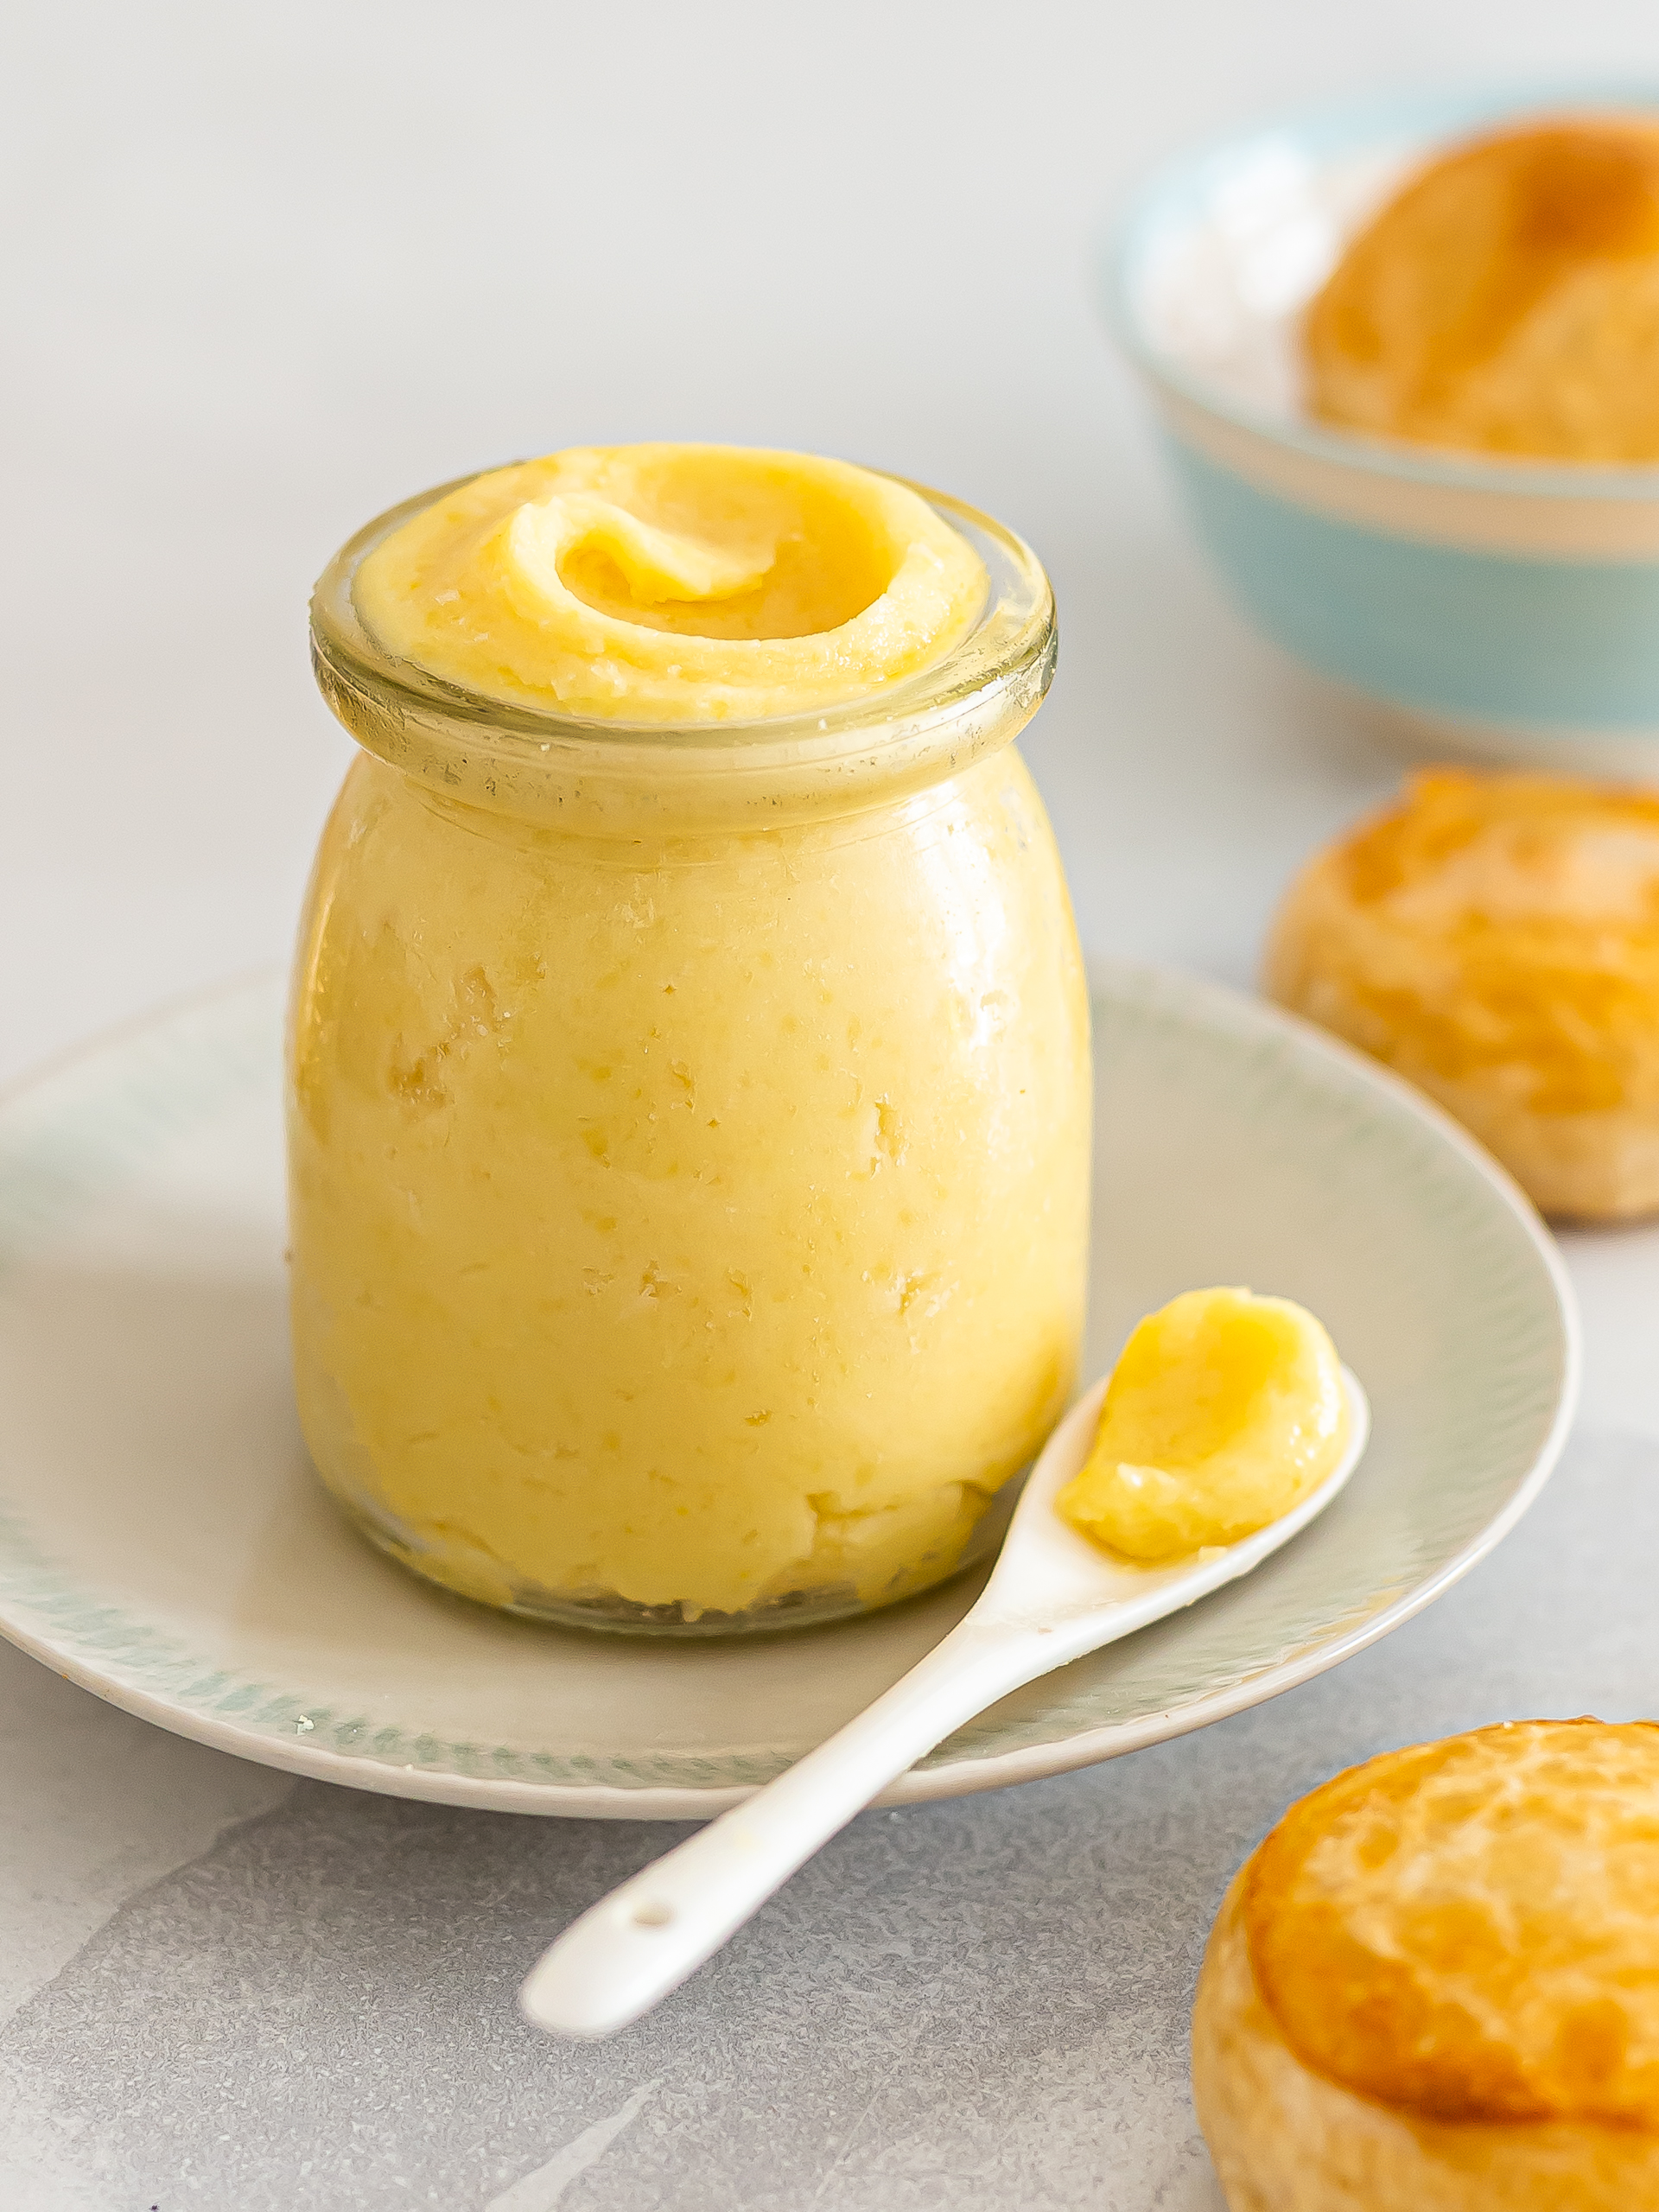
[0,961,1581,1818]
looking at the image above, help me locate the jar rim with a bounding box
[308,464,1057,833]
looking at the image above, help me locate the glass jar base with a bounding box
[334,1478,1022,1638]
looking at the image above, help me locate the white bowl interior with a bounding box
[1128,137,1416,419]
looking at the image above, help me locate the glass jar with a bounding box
[289,471,1091,1633]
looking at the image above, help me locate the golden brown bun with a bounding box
[1264,768,1659,1220]
[1193,1720,1659,2209]
[1304,118,1659,460]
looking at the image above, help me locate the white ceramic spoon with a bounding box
[520,1366,1370,2040]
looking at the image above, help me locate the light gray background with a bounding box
[6,3,1659,2206]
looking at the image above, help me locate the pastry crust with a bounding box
[1304,118,1659,461]
[1193,1722,1659,2209]
[1265,769,1659,1221]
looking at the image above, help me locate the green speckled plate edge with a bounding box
[0,963,1580,1818]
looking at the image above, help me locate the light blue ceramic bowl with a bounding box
[1109,86,1659,776]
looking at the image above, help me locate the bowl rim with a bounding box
[1103,78,1659,502]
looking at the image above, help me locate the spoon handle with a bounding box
[520,1614,1065,2039]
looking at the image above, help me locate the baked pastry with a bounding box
[1305,117,1659,460]
[1193,1719,1659,2209]
[1264,768,1659,1220]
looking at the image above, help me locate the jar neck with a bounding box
[308,471,1056,838]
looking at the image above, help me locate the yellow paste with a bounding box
[1057,1288,1348,1561]
[354,442,987,722]
[289,445,1090,1624]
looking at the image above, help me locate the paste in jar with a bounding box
[289,445,1090,1628]
[354,442,987,721]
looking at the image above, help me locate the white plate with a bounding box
[0,965,1576,1818]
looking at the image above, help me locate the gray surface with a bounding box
[9,1,1659,2206]
[3,1429,1656,2211]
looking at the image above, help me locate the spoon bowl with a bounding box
[984,1363,1371,1633]
[521,1365,1370,2040]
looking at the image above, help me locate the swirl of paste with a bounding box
[353,443,988,723]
